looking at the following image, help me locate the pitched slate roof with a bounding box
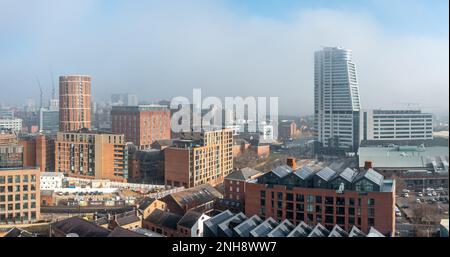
[107,227,146,237]
[272,165,292,178]
[218,213,247,237]
[249,217,279,237]
[267,219,295,237]
[338,168,357,183]
[233,215,263,237]
[287,222,312,237]
[204,210,234,236]
[145,209,182,230]
[354,168,384,186]
[3,227,35,237]
[225,167,262,181]
[164,184,222,211]
[294,166,315,180]
[137,197,157,211]
[348,226,366,237]
[328,225,349,237]
[51,216,111,237]
[177,211,204,229]
[308,223,330,237]
[116,213,141,226]
[316,167,337,181]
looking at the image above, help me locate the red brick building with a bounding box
[244,164,396,236]
[59,75,91,132]
[111,105,171,149]
[224,167,263,206]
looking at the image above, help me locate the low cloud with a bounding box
[0,0,448,115]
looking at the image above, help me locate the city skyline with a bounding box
[0,0,448,116]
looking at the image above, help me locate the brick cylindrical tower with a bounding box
[59,75,91,132]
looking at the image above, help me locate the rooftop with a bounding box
[206,212,386,237]
[225,167,263,181]
[358,145,449,170]
[51,216,111,237]
[145,209,182,230]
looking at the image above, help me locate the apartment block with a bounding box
[59,75,91,131]
[0,168,40,224]
[111,105,171,149]
[164,129,233,188]
[55,129,128,182]
[0,118,22,133]
[244,164,396,236]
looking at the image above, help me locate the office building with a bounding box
[164,128,233,188]
[360,109,433,143]
[111,105,171,149]
[0,118,22,133]
[244,164,396,236]
[59,75,91,131]
[39,108,59,133]
[314,47,361,152]
[55,129,128,182]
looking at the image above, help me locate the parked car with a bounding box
[416,199,421,204]
[402,193,410,198]
[418,192,423,197]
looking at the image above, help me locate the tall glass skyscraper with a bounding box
[314,47,361,152]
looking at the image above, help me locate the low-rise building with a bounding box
[176,211,210,237]
[161,184,223,216]
[142,209,182,237]
[40,172,64,190]
[224,168,263,208]
[137,197,167,219]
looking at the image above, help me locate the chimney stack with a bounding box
[364,161,373,170]
[286,157,297,170]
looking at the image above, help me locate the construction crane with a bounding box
[35,76,43,109]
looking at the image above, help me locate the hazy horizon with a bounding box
[0,0,448,116]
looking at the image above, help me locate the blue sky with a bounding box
[0,0,448,115]
[225,0,449,37]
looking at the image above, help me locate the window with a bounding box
[348,217,355,225]
[286,193,293,201]
[296,203,304,212]
[315,205,322,213]
[368,198,375,206]
[349,207,355,215]
[337,207,345,215]
[368,208,375,217]
[296,194,304,202]
[336,216,345,225]
[336,197,345,206]
[315,196,322,204]
[368,218,375,227]
[348,198,355,206]
[260,191,266,198]
[306,204,314,213]
[325,197,334,205]
[325,215,334,224]
[296,212,304,221]
[307,195,314,203]
[325,206,334,214]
